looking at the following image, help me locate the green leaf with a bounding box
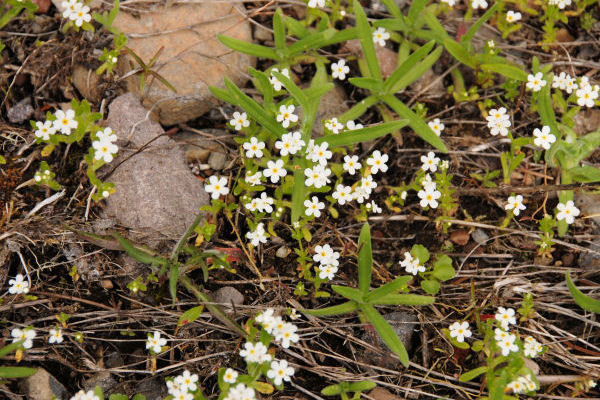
[383,41,436,93]
[288,28,338,55]
[407,0,429,25]
[461,3,500,45]
[94,386,105,400]
[0,366,37,378]
[315,120,408,148]
[443,38,475,69]
[302,301,358,316]
[290,163,306,223]
[411,244,430,264]
[358,223,373,295]
[169,264,179,303]
[271,70,309,107]
[249,67,274,105]
[373,293,435,305]
[321,384,343,396]
[361,304,409,366]
[132,395,146,400]
[566,271,600,313]
[347,381,377,392]
[421,279,440,295]
[568,166,600,183]
[339,96,379,123]
[481,64,528,82]
[0,341,24,358]
[109,395,129,400]
[0,155,6,164]
[432,255,455,281]
[421,9,450,43]
[354,0,382,81]
[111,233,168,266]
[348,77,383,91]
[459,366,488,382]
[178,305,205,327]
[332,285,365,302]
[389,45,443,93]
[218,34,280,60]
[273,8,286,52]
[382,95,448,152]
[365,276,413,303]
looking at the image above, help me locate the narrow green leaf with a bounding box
[178,305,205,327]
[321,384,343,396]
[389,46,443,93]
[481,63,528,82]
[421,9,450,43]
[169,264,179,303]
[111,233,168,266]
[358,223,373,295]
[332,285,365,302]
[209,86,236,105]
[315,120,408,147]
[361,304,409,366]
[383,40,435,93]
[288,28,336,55]
[291,163,306,223]
[354,0,382,81]
[382,95,447,152]
[249,67,274,105]
[0,366,37,378]
[373,293,435,305]
[379,0,402,17]
[348,77,383,91]
[273,8,286,51]
[567,166,600,183]
[459,366,488,382]
[365,276,413,303]
[348,381,377,392]
[0,342,23,358]
[407,0,428,25]
[461,3,499,44]
[443,38,475,69]
[566,271,600,313]
[284,16,309,38]
[302,301,359,316]
[94,386,105,400]
[148,70,177,93]
[218,34,280,60]
[271,71,308,107]
[339,96,379,123]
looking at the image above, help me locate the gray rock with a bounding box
[102,93,210,240]
[313,84,349,135]
[8,98,34,124]
[84,371,117,394]
[362,311,419,368]
[471,229,490,245]
[136,376,167,400]
[575,192,600,230]
[578,238,600,271]
[212,286,244,308]
[20,369,68,400]
[208,151,228,171]
[113,2,254,125]
[573,109,600,135]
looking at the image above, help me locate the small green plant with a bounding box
[0,341,37,379]
[566,271,600,313]
[321,380,376,400]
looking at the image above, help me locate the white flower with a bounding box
[366,201,382,213]
[276,104,298,128]
[508,378,526,394]
[332,184,353,205]
[246,198,260,213]
[418,187,441,209]
[526,72,547,92]
[275,131,305,156]
[440,160,449,170]
[523,336,543,358]
[224,383,255,400]
[400,191,407,200]
[70,390,100,400]
[204,175,229,199]
[553,71,568,90]
[49,327,63,344]
[304,164,331,188]
[588,379,597,389]
[372,27,390,47]
[497,335,519,356]
[256,192,274,213]
[306,140,332,166]
[257,309,277,334]
[274,322,300,348]
[245,171,262,186]
[70,2,91,27]
[8,274,29,295]
[304,196,325,218]
[230,111,250,131]
[175,370,199,392]
[346,120,363,130]
[331,59,350,80]
[556,200,580,224]
[494,328,511,342]
[308,0,325,8]
[263,159,287,183]
[93,138,119,163]
[239,341,271,363]
[428,118,444,136]
[495,307,517,330]
[360,174,377,195]
[11,327,36,349]
[243,137,265,158]
[522,374,538,391]
[486,107,511,136]
[53,109,78,135]
[366,150,389,174]
[564,74,578,93]
[146,331,167,354]
[318,264,338,280]
[506,11,522,22]
[223,368,238,384]
[269,68,290,92]
[96,127,117,143]
[441,0,456,6]
[34,120,57,140]
[471,0,488,9]
[505,195,526,216]
[325,118,344,134]
[171,390,193,400]
[343,155,361,175]
[246,223,269,247]
[576,85,598,108]
[421,173,436,191]
[313,244,340,267]
[449,321,472,343]
[488,40,495,49]
[400,251,425,275]
[421,151,440,172]
[533,125,556,150]
[61,0,78,19]
[267,359,295,386]
[548,0,572,9]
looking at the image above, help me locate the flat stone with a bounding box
[20,369,68,400]
[573,109,600,135]
[72,65,102,103]
[212,286,244,309]
[8,97,34,124]
[575,192,600,230]
[208,151,228,171]
[113,3,254,125]
[102,93,210,240]
[471,229,490,245]
[313,84,349,135]
[369,387,404,400]
[84,371,117,394]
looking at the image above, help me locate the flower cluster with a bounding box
[399,251,425,275]
[417,174,441,209]
[92,127,119,164]
[61,0,91,27]
[575,77,599,108]
[485,107,511,137]
[508,374,538,394]
[11,327,36,349]
[34,109,78,140]
[70,390,100,400]
[255,308,300,349]
[8,274,29,295]
[313,244,340,280]
[246,222,269,246]
[166,370,199,400]
[523,336,543,358]
[145,331,167,354]
[547,0,571,9]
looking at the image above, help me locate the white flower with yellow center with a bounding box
[230,111,250,131]
[505,195,526,216]
[372,27,390,47]
[420,151,440,172]
[533,125,556,150]
[34,120,57,140]
[263,159,287,183]
[276,104,298,128]
[267,359,295,386]
[366,150,389,174]
[449,321,472,343]
[204,175,229,199]
[428,118,444,136]
[556,200,580,224]
[304,196,325,217]
[333,184,353,205]
[8,274,29,295]
[53,109,78,135]
[331,59,350,80]
[526,72,547,92]
[223,368,238,384]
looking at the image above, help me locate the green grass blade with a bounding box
[339,96,379,123]
[407,0,428,25]
[111,233,168,266]
[288,28,337,55]
[461,3,499,45]
[354,0,382,81]
[218,34,280,60]
[315,120,407,147]
[169,264,179,303]
[361,304,409,366]
[291,162,306,223]
[373,293,435,305]
[379,0,402,18]
[332,285,365,302]
[348,77,383,91]
[382,95,447,152]
[271,71,309,107]
[566,271,600,313]
[209,86,236,105]
[0,366,38,379]
[249,67,274,105]
[443,38,476,69]
[481,63,528,81]
[383,40,435,93]
[303,301,359,316]
[459,366,488,382]
[273,8,286,52]
[389,46,442,93]
[365,276,412,303]
[0,342,23,358]
[358,223,373,295]
[421,9,450,43]
[177,305,205,327]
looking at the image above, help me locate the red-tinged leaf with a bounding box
[479,314,495,321]
[213,247,244,263]
[456,23,467,41]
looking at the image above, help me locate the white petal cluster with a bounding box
[486,107,511,136]
[399,251,425,275]
[526,72,547,92]
[523,336,543,358]
[449,321,472,343]
[93,127,119,164]
[505,195,526,216]
[11,327,36,349]
[255,308,300,349]
[146,331,167,354]
[70,390,100,400]
[556,200,580,224]
[246,222,269,246]
[8,274,29,295]
[62,0,91,27]
[205,175,229,200]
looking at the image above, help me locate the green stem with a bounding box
[170,209,205,261]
